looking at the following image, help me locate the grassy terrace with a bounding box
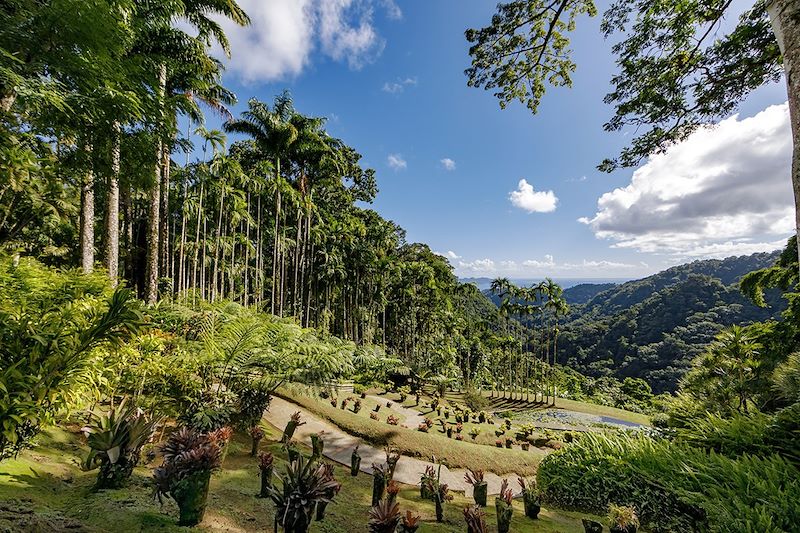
[278,387,545,476]
[0,425,600,532]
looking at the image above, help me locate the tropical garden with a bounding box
[1,0,800,532]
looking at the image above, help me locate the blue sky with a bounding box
[197,0,792,280]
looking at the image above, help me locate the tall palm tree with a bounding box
[224,94,298,315]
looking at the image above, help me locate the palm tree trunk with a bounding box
[159,142,171,286]
[145,63,167,304]
[80,139,95,273]
[104,121,121,285]
[271,159,281,315]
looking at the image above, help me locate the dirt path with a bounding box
[263,396,514,497]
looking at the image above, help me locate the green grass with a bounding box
[0,425,601,532]
[279,388,545,476]
[434,389,651,426]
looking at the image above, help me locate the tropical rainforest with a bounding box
[2,1,800,532]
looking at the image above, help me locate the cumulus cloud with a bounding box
[212,0,396,82]
[440,158,456,171]
[509,179,558,213]
[581,103,793,258]
[382,77,417,94]
[387,153,407,170]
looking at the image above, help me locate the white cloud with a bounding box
[440,158,457,171]
[379,0,402,20]
[382,77,417,94]
[581,103,793,258]
[446,251,461,260]
[212,0,393,82]
[509,179,558,213]
[387,153,407,171]
[455,255,648,278]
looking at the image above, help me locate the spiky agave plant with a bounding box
[153,428,222,527]
[83,400,161,490]
[463,505,488,533]
[269,455,340,533]
[368,499,401,533]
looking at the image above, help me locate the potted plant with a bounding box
[153,428,222,527]
[351,446,362,476]
[341,398,349,410]
[456,423,463,434]
[418,423,429,432]
[267,455,340,533]
[464,468,487,507]
[257,452,274,498]
[315,463,341,521]
[82,400,160,490]
[469,427,481,440]
[285,440,300,462]
[521,442,530,451]
[505,438,513,449]
[495,479,514,533]
[330,398,338,407]
[368,499,401,533]
[372,463,390,505]
[385,446,401,480]
[281,411,306,443]
[478,411,486,423]
[354,399,362,413]
[455,433,464,441]
[518,477,541,519]
[387,415,399,425]
[432,481,453,522]
[399,510,420,533]
[386,480,401,505]
[208,426,233,464]
[374,405,381,412]
[420,466,435,499]
[248,426,265,457]
[464,505,488,533]
[608,504,639,533]
[387,401,393,408]
[446,425,453,438]
[582,519,603,533]
[495,439,503,448]
[310,433,324,462]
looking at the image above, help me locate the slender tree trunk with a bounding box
[768,0,800,267]
[145,63,167,304]
[105,121,121,285]
[80,139,95,273]
[160,142,171,285]
[271,160,281,315]
[212,183,225,302]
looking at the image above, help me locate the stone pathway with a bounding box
[263,396,514,496]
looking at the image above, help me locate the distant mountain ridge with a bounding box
[474,250,785,393]
[559,250,784,392]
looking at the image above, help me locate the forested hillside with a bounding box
[559,252,785,392]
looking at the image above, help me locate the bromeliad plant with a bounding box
[420,465,436,499]
[249,426,265,457]
[464,468,488,507]
[281,411,305,443]
[153,428,222,527]
[314,463,341,521]
[83,400,161,490]
[464,505,489,533]
[608,504,639,533]
[372,463,390,506]
[398,510,421,533]
[518,477,541,519]
[258,452,274,498]
[268,455,340,533]
[495,479,514,533]
[368,499,401,533]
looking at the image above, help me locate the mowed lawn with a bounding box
[0,425,601,532]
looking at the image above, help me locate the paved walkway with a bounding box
[263,396,513,496]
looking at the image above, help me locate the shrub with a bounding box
[608,504,639,531]
[464,390,489,412]
[269,455,340,533]
[469,427,481,440]
[537,432,800,532]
